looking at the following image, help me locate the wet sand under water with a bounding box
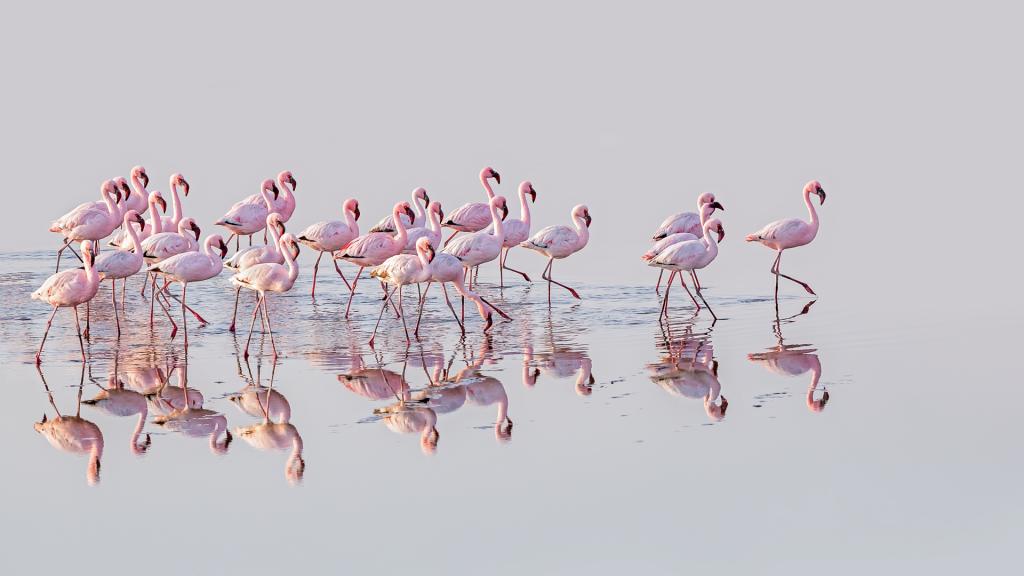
[0,251,1020,574]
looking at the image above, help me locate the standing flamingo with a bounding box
[402,200,444,253]
[31,241,100,364]
[109,189,167,249]
[226,213,286,332]
[367,237,435,345]
[272,170,298,224]
[296,198,360,298]
[443,196,509,289]
[647,195,724,292]
[215,179,280,250]
[128,165,150,210]
[93,210,147,336]
[746,180,825,299]
[334,202,416,318]
[141,217,201,263]
[49,180,122,272]
[648,218,725,320]
[231,233,301,359]
[441,167,500,246]
[414,245,510,337]
[520,204,592,305]
[370,187,430,233]
[111,173,189,248]
[485,181,535,286]
[148,234,229,342]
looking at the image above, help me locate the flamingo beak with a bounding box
[530,189,537,202]
[277,221,286,236]
[219,240,228,258]
[437,207,444,222]
[817,188,826,205]
[191,222,201,240]
[427,247,435,263]
[709,201,725,211]
[501,202,509,221]
[589,374,596,385]
[422,190,430,204]
[717,226,726,242]
[134,214,146,227]
[271,183,280,200]
[120,181,132,200]
[156,196,167,213]
[140,172,149,188]
[404,205,416,222]
[584,213,592,227]
[292,242,301,259]
[181,178,190,196]
[354,205,361,220]
[113,187,122,203]
[287,175,297,190]
[492,171,501,184]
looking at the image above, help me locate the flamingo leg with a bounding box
[154,287,178,339]
[441,283,465,335]
[660,271,674,317]
[36,306,59,364]
[501,247,531,282]
[399,285,411,343]
[655,269,663,295]
[181,283,189,347]
[229,286,242,333]
[414,281,432,336]
[248,234,253,247]
[344,267,364,319]
[443,230,460,248]
[83,301,90,340]
[383,281,400,318]
[55,239,82,273]
[311,251,322,298]
[111,280,121,338]
[72,306,86,363]
[331,252,351,290]
[692,271,703,292]
[368,286,397,347]
[478,296,512,320]
[499,249,504,287]
[243,293,263,359]
[262,294,277,358]
[680,271,700,309]
[541,258,581,303]
[149,274,156,328]
[771,251,816,295]
[140,271,149,296]
[120,277,127,309]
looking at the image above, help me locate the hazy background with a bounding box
[2,0,1021,321]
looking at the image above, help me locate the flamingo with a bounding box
[109,189,168,249]
[235,421,305,484]
[34,366,104,485]
[647,337,727,421]
[230,383,292,424]
[370,187,430,233]
[649,218,725,320]
[82,370,152,455]
[646,196,724,292]
[367,237,435,345]
[31,241,100,364]
[443,195,509,290]
[231,233,301,359]
[215,178,280,250]
[402,200,444,253]
[520,204,592,305]
[523,343,596,397]
[153,406,232,455]
[111,173,189,248]
[225,213,286,332]
[93,210,146,336]
[746,180,826,299]
[441,167,500,246]
[464,374,513,442]
[128,165,150,211]
[485,181,535,286]
[296,198,361,298]
[272,170,298,223]
[338,356,410,402]
[49,180,122,272]
[414,244,510,337]
[141,217,201,263]
[148,234,229,342]
[334,201,416,319]
[375,402,440,455]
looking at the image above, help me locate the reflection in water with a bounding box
[648,319,728,422]
[34,365,104,485]
[152,361,232,454]
[748,301,829,412]
[232,358,305,484]
[82,354,152,455]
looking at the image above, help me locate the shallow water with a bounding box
[1,250,1020,574]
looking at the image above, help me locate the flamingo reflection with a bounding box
[648,326,727,421]
[748,301,828,412]
[152,362,231,454]
[232,359,304,484]
[82,357,152,455]
[34,365,104,485]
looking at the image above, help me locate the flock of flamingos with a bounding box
[30,165,826,364]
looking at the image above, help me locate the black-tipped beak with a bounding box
[219,241,229,258]
[181,178,190,196]
[437,207,444,222]
[493,171,501,184]
[156,196,167,213]
[134,214,146,227]
[354,205,361,220]
[191,223,201,240]
[287,175,297,190]
[277,221,286,236]
[140,173,149,188]
[584,213,592,227]
[817,188,826,205]
[709,201,725,211]
[589,374,596,385]
[291,241,301,259]
[114,188,122,203]
[120,181,131,199]
[501,202,509,221]
[426,247,436,263]
[530,189,537,202]
[404,206,416,221]
[271,183,280,200]
[422,190,430,204]
[717,227,726,242]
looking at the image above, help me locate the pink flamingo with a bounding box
[128,165,150,210]
[367,237,435,345]
[231,233,301,359]
[215,179,280,250]
[272,170,298,224]
[370,187,430,233]
[109,189,167,249]
[375,402,440,456]
[649,218,725,320]
[441,167,500,246]
[225,213,286,332]
[112,173,188,249]
[749,345,827,413]
[414,245,510,337]
[746,180,825,298]
[485,181,535,286]
[31,241,100,364]
[334,201,416,319]
[49,180,122,272]
[141,217,201,263]
[148,234,229,342]
[34,367,105,485]
[296,198,361,298]
[520,204,592,305]
[402,200,444,253]
[82,368,152,456]
[647,338,727,421]
[338,356,410,401]
[120,167,150,215]
[93,210,146,336]
[443,195,509,289]
[646,196,724,292]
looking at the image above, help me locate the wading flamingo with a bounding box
[746,180,825,299]
[94,210,146,336]
[296,198,360,298]
[272,170,298,223]
[31,241,100,364]
[148,234,229,342]
[521,204,592,305]
[109,189,167,248]
[442,167,500,246]
[50,180,122,272]
[368,237,435,345]
[231,233,301,359]
[649,218,725,320]
[215,179,280,250]
[370,187,430,233]
[647,195,724,292]
[414,245,510,337]
[334,202,416,318]
[225,213,286,331]
[485,181,535,286]
[443,195,509,290]
[112,173,189,248]
[402,200,444,253]
[35,366,104,485]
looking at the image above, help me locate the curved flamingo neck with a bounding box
[126,219,143,254]
[391,209,409,246]
[480,175,495,199]
[344,205,360,234]
[701,224,719,260]
[416,246,432,270]
[260,186,275,210]
[269,221,283,251]
[168,181,183,226]
[489,203,505,242]
[277,174,295,204]
[285,244,300,282]
[129,409,147,455]
[574,215,590,248]
[427,207,441,233]
[519,189,532,227]
[412,190,427,221]
[130,173,148,204]
[803,188,820,230]
[102,188,119,217]
[148,196,164,234]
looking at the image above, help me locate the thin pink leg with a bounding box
[368,286,397,347]
[414,281,431,337]
[72,306,86,363]
[399,285,411,343]
[229,287,241,333]
[36,306,59,365]
[181,283,189,347]
[679,271,700,309]
[443,230,460,248]
[311,251,322,298]
[83,301,90,340]
[344,267,364,319]
[655,269,664,295]
[262,294,277,358]
[773,250,816,295]
[111,280,121,338]
[501,247,531,282]
[331,253,351,290]
[441,283,465,335]
[542,258,580,302]
[243,293,264,359]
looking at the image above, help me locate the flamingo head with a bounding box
[413,187,429,205]
[416,237,435,263]
[806,180,825,205]
[115,177,131,202]
[268,213,286,237]
[429,201,444,223]
[421,427,440,455]
[101,180,121,203]
[697,192,716,206]
[481,166,501,185]
[343,198,360,221]
[217,236,229,258]
[279,170,297,192]
[282,233,301,259]
[573,204,592,228]
[705,218,725,242]
[492,196,509,221]
[520,181,537,203]
[81,240,96,267]
[172,173,190,196]
[179,218,200,241]
[395,201,415,223]
[126,210,145,228]
[132,166,149,188]
[263,179,280,201]
[807,389,830,413]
